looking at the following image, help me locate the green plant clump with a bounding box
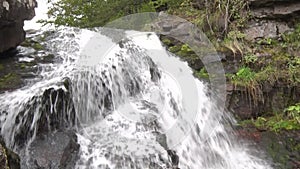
[245,103,300,132]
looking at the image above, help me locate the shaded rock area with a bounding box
[0,137,20,169]
[59,132,80,169]
[236,126,300,169]
[227,86,300,120]
[0,0,37,53]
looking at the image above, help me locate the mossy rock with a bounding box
[20,39,45,51]
[161,37,172,46]
[0,73,22,92]
[0,64,4,71]
[169,45,181,53]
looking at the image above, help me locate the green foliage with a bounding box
[195,67,209,79]
[253,113,300,132]
[231,66,255,84]
[169,45,181,53]
[285,103,300,124]
[42,0,154,27]
[287,56,300,84]
[282,24,300,48]
[198,0,249,37]
[226,30,246,40]
[257,37,275,45]
[21,39,44,51]
[244,53,258,64]
[180,44,193,53]
[161,38,172,46]
[243,103,300,132]
[230,66,264,105]
[223,30,245,54]
[255,65,278,85]
[42,0,188,28]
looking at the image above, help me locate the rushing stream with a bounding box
[0,1,274,169]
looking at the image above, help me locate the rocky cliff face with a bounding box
[0,0,37,54]
[227,0,300,120]
[245,0,300,41]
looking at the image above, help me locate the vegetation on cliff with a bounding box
[43,0,300,132]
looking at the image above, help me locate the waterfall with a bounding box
[0,27,273,168]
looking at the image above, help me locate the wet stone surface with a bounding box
[19,131,79,169]
[235,126,300,169]
[0,31,57,93]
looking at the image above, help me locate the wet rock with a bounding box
[227,90,259,120]
[228,85,300,120]
[13,81,76,148]
[59,133,80,169]
[20,131,79,169]
[256,130,300,169]
[0,137,20,169]
[155,132,168,150]
[0,72,22,93]
[149,59,161,82]
[0,0,37,53]
[167,150,179,169]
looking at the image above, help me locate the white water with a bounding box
[0,1,273,169]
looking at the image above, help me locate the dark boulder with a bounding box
[19,131,80,169]
[167,150,180,169]
[13,78,76,148]
[0,0,37,54]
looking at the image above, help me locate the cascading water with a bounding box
[0,27,273,169]
[0,1,274,168]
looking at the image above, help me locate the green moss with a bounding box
[20,38,44,51]
[0,64,4,71]
[161,37,172,46]
[0,73,22,90]
[20,63,26,69]
[169,45,181,53]
[17,61,37,69]
[20,38,32,47]
[195,68,209,79]
[32,43,44,50]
